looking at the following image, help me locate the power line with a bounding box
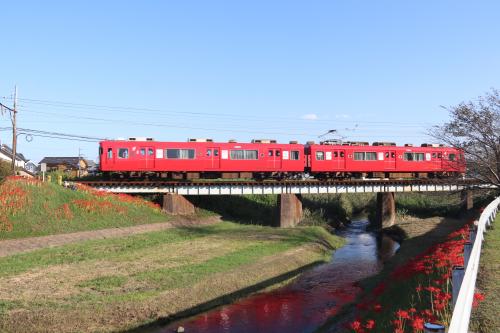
[5,96,434,127]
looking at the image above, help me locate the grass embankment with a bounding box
[0,222,343,333]
[0,177,167,240]
[318,214,472,333]
[470,213,500,333]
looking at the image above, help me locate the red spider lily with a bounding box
[411,316,424,331]
[472,293,485,308]
[365,319,375,329]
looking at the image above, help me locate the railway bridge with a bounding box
[73,179,480,228]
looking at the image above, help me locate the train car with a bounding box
[307,141,465,179]
[99,138,306,179]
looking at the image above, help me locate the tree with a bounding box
[430,89,500,188]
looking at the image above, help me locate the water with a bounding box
[157,219,398,333]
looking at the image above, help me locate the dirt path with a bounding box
[0,216,220,258]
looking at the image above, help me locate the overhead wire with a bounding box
[5,96,433,127]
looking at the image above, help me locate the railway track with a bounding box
[75,178,481,187]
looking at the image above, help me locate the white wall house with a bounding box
[0,144,28,169]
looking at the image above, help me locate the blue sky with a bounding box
[1,1,499,163]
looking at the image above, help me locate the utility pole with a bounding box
[11,86,17,175]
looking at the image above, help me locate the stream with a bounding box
[157,219,399,333]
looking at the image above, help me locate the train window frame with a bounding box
[340,151,345,158]
[207,149,212,157]
[268,150,273,157]
[290,150,300,160]
[107,148,113,159]
[316,151,325,161]
[403,152,414,161]
[165,148,196,159]
[148,148,154,156]
[438,153,442,159]
[432,153,437,159]
[391,152,395,158]
[139,148,146,156]
[118,148,129,159]
[276,150,281,157]
[365,152,377,161]
[449,153,456,161]
[214,149,219,157]
[404,152,425,161]
[230,149,258,160]
[334,151,338,158]
[354,152,364,160]
[385,152,389,158]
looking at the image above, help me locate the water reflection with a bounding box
[158,219,398,333]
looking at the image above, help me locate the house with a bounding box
[0,144,28,169]
[39,157,89,177]
[24,161,38,174]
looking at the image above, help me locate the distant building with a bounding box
[24,161,38,174]
[39,157,89,177]
[0,144,28,169]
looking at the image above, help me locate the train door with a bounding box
[205,147,220,169]
[267,149,282,169]
[384,151,396,169]
[431,151,441,170]
[106,147,114,165]
[333,150,346,169]
[138,146,155,169]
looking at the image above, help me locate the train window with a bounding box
[118,148,129,159]
[385,152,389,158]
[354,152,364,160]
[438,153,442,159]
[391,152,395,158]
[165,149,195,159]
[207,149,212,157]
[107,148,113,159]
[290,151,300,160]
[404,152,413,161]
[340,152,345,158]
[365,152,377,160]
[404,152,424,161]
[148,148,154,156]
[276,150,281,157]
[214,149,219,157]
[268,150,273,157]
[432,153,437,158]
[449,153,456,161]
[230,150,258,160]
[334,151,338,158]
[140,148,146,156]
[316,151,325,160]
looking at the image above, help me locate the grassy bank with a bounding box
[0,177,167,240]
[0,221,343,333]
[470,213,500,333]
[318,214,472,332]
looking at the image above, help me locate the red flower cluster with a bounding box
[347,222,483,332]
[74,183,161,211]
[0,177,33,232]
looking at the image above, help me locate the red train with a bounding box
[99,138,465,179]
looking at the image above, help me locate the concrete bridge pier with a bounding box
[461,189,473,211]
[163,193,195,215]
[278,194,303,227]
[375,192,395,228]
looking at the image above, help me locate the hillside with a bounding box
[0,176,168,240]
